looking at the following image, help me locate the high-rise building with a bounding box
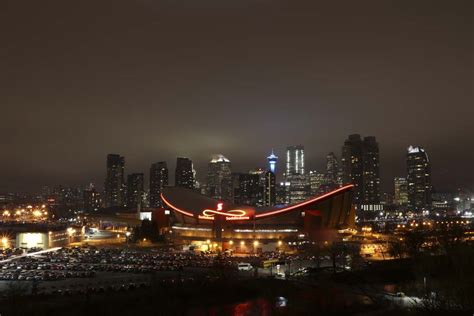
[232,169,276,207]
[249,168,267,206]
[308,170,326,195]
[341,135,381,210]
[263,171,276,206]
[407,146,431,211]
[276,182,289,205]
[362,136,381,204]
[149,161,168,208]
[175,157,194,189]
[286,145,304,175]
[127,173,144,209]
[207,155,232,201]
[83,184,101,211]
[232,172,260,206]
[104,154,125,208]
[267,150,278,174]
[394,177,409,206]
[285,145,308,204]
[326,152,339,187]
[341,135,363,206]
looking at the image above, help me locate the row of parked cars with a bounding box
[0,269,95,281]
[0,248,24,260]
[0,246,237,281]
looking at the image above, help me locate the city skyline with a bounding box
[1,0,472,193]
[0,140,472,194]
[1,2,473,314]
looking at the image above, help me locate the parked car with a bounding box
[237,262,253,271]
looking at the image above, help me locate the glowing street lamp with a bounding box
[1,237,8,248]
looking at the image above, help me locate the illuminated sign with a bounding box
[200,203,248,221]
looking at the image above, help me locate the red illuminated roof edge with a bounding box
[255,184,354,218]
[161,184,353,219]
[160,193,195,217]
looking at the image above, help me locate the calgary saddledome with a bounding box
[161,184,355,252]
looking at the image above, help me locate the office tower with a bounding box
[127,173,144,209]
[341,135,381,210]
[309,170,326,195]
[286,145,305,175]
[341,135,363,206]
[394,177,409,206]
[175,157,194,189]
[362,136,381,204]
[263,171,276,206]
[407,146,432,211]
[249,168,267,206]
[104,154,125,208]
[326,152,339,187]
[83,184,101,211]
[207,155,232,201]
[285,145,308,204]
[276,182,289,205]
[149,162,168,208]
[232,172,260,206]
[267,150,278,174]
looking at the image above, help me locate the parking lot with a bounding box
[0,245,346,299]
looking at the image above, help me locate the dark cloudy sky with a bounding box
[1,0,473,193]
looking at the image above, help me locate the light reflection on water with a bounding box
[188,297,286,316]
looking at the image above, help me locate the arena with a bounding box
[161,184,355,252]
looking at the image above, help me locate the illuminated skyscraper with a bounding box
[267,150,278,174]
[263,171,276,206]
[232,172,260,206]
[286,145,304,175]
[285,145,308,204]
[341,135,380,210]
[149,161,168,208]
[362,136,381,205]
[207,155,232,201]
[104,154,125,208]
[394,177,408,206]
[407,146,431,211]
[175,157,194,189]
[342,135,363,206]
[127,173,144,209]
[309,170,326,195]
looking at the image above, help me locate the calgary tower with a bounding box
[267,150,278,174]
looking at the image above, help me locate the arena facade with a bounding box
[161,184,355,252]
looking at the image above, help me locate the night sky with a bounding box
[1,0,472,193]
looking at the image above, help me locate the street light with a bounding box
[1,237,8,248]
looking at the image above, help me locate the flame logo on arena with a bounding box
[199,203,249,220]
